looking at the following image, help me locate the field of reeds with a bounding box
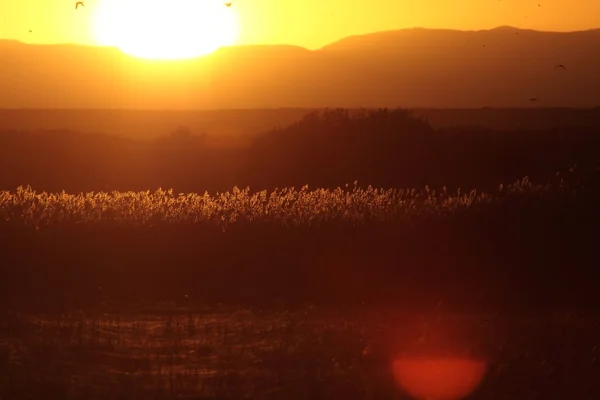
[0,166,598,312]
[0,160,598,230]
[0,176,576,229]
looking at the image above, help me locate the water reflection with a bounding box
[392,357,487,400]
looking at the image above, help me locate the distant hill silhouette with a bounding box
[1,27,600,108]
[2,108,599,193]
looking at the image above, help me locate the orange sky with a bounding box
[1,0,599,50]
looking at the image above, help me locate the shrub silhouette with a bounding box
[249,108,436,188]
[248,108,600,191]
[171,125,193,140]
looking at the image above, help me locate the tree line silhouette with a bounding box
[0,107,599,193]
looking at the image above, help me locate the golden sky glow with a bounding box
[1,0,599,58]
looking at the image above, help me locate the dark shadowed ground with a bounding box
[1,108,599,398]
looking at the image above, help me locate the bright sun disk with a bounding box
[92,0,239,60]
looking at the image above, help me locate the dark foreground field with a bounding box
[1,167,599,312]
[0,169,599,399]
[1,108,600,399]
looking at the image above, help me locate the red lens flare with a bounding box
[392,357,487,400]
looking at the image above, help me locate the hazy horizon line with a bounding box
[2,106,600,112]
[4,25,600,51]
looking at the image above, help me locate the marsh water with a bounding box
[1,305,598,399]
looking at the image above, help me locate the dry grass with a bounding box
[0,175,579,230]
[0,167,597,310]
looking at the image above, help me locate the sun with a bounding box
[92,0,239,60]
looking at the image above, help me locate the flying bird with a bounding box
[75,2,84,9]
[554,64,566,70]
[224,2,232,6]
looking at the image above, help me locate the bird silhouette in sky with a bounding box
[224,2,232,6]
[75,2,84,9]
[554,64,567,70]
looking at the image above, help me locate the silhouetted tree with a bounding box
[171,125,192,141]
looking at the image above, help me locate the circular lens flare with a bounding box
[392,357,487,400]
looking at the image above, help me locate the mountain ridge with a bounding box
[1,26,600,108]
[5,26,600,52]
